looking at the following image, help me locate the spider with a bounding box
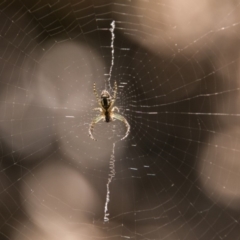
[89,81,130,141]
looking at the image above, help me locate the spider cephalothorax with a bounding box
[89,82,130,141]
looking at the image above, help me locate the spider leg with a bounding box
[93,83,103,108]
[89,114,105,141]
[112,106,119,112]
[113,113,130,140]
[93,107,102,112]
[109,81,118,110]
[93,83,100,101]
[113,81,117,100]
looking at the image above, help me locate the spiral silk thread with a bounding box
[104,142,116,222]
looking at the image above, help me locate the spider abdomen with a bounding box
[105,111,111,122]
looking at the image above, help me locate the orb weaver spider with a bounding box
[88,82,130,141]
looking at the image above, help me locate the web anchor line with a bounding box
[105,20,115,91]
[104,142,116,222]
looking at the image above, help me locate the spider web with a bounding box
[0,0,240,239]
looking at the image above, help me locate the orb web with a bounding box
[0,1,240,239]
